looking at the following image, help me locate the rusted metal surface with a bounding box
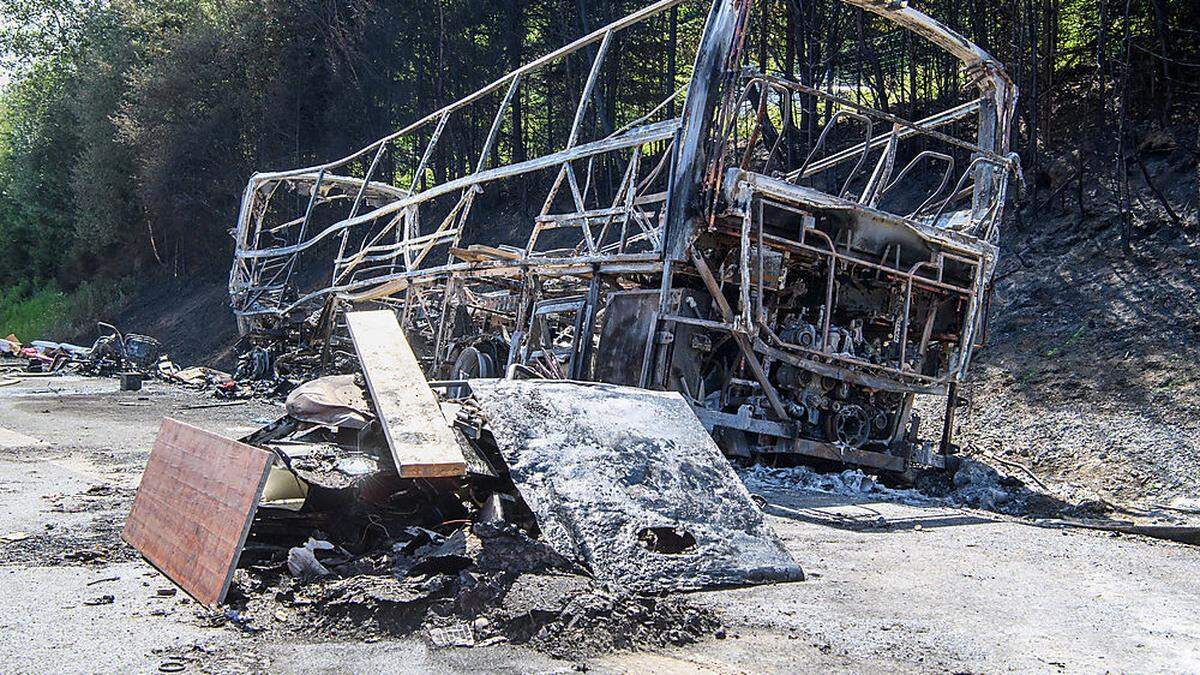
[122,419,274,606]
[228,0,1021,475]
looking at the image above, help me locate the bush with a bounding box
[0,280,130,344]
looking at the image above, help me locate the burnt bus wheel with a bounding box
[446,341,503,397]
[453,345,498,380]
[827,404,870,448]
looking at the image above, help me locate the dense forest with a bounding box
[0,0,1196,297]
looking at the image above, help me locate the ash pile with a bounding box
[122,310,802,657]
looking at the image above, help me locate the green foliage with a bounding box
[116,4,261,267]
[0,0,1196,295]
[0,283,70,341]
[0,59,79,284]
[68,4,142,275]
[0,278,128,341]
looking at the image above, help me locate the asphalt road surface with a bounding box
[1,375,1197,673]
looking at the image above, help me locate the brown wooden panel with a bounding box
[346,310,467,478]
[122,418,274,606]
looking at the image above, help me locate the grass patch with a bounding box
[0,280,130,344]
[1043,324,1087,358]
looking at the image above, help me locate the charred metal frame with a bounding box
[230,0,1020,475]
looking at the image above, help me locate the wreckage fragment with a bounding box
[1,334,21,356]
[122,419,274,606]
[469,379,804,592]
[346,310,467,478]
[227,0,1022,477]
[285,374,373,429]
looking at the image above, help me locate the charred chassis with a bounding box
[229,0,1020,476]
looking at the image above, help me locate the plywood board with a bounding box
[345,310,466,478]
[122,418,274,606]
[470,379,804,592]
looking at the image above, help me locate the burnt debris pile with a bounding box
[2,323,163,384]
[229,520,721,657]
[121,310,800,656]
[1,317,339,399]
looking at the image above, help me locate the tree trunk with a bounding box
[509,0,525,164]
[667,5,678,117]
[1117,0,1133,252]
[1096,0,1108,128]
[1026,0,1040,176]
[758,0,769,72]
[1146,0,1172,125]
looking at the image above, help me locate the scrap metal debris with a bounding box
[84,323,162,376]
[225,0,1021,479]
[286,538,336,578]
[0,322,243,397]
[121,321,795,654]
[1,323,159,376]
[428,623,475,648]
[159,364,233,388]
[0,318,317,403]
[471,379,804,591]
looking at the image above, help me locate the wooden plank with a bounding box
[345,310,467,478]
[122,419,273,606]
[449,244,523,263]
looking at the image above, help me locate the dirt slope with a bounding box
[104,271,243,371]
[949,135,1200,508]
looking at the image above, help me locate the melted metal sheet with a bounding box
[470,379,804,592]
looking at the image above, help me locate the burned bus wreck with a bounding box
[229,0,1019,476]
